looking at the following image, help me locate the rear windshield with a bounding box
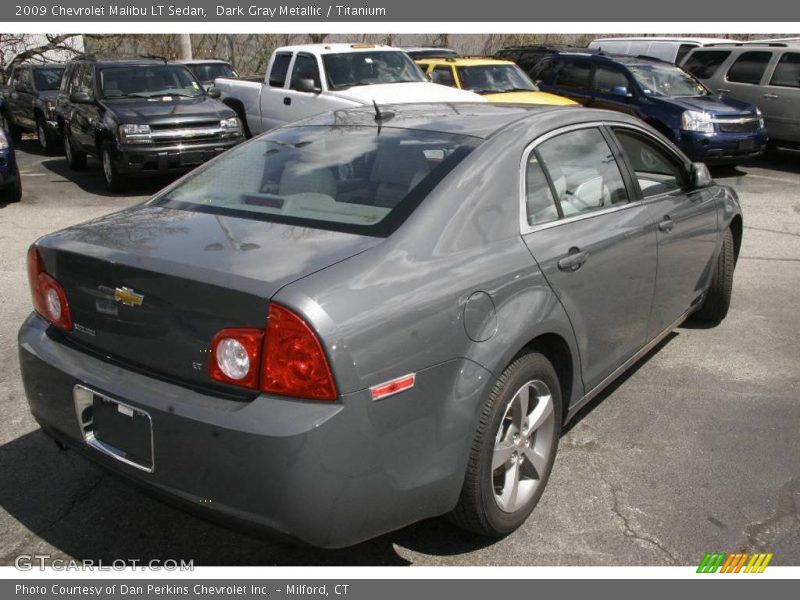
[186,62,237,83]
[153,125,480,237]
[33,67,64,91]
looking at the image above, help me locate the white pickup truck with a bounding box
[214,43,485,136]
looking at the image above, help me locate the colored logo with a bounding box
[697,552,773,573]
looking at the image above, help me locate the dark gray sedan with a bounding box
[18,103,741,548]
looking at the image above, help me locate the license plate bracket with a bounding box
[74,385,154,472]
[738,138,756,151]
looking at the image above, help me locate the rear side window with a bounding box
[524,154,559,225]
[269,53,292,87]
[682,50,731,79]
[614,129,685,197]
[726,51,772,85]
[769,53,800,88]
[430,65,456,87]
[554,60,592,89]
[536,128,629,218]
[154,126,480,237]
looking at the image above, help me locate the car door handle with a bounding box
[283,97,291,106]
[557,248,589,272]
[763,93,779,99]
[717,88,731,94]
[658,216,674,233]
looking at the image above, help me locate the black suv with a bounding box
[0,63,65,153]
[57,56,244,191]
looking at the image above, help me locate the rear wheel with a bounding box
[693,228,735,323]
[1,111,22,143]
[450,352,562,537]
[63,126,86,170]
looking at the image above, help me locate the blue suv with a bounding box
[530,52,768,165]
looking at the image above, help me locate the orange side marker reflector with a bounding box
[370,373,416,401]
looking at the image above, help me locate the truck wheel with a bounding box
[63,126,86,170]
[449,352,562,537]
[0,163,22,203]
[101,142,126,192]
[37,116,58,155]
[693,228,735,323]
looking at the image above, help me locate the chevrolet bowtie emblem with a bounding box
[114,286,144,307]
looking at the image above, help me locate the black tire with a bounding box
[694,228,735,323]
[101,141,126,192]
[63,125,86,170]
[0,164,22,203]
[450,352,562,537]
[1,111,22,144]
[36,115,58,155]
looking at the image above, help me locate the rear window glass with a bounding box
[154,126,480,237]
[682,50,731,79]
[554,60,592,89]
[186,62,237,83]
[33,68,64,91]
[727,51,772,85]
[769,52,800,88]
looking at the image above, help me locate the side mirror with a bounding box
[294,78,321,94]
[612,85,633,98]
[207,87,221,99]
[69,91,92,104]
[691,162,714,189]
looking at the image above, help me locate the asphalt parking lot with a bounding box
[0,137,798,566]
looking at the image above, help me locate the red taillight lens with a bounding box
[209,329,263,389]
[261,304,337,401]
[27,246,73,331]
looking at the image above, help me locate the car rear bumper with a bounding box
[18,313,488,548]
[113,138,242,176]
[680,129,768,164]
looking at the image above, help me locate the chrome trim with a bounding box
[711,115,759,124]
[150,126,229,140]
[518,120,690,236]
[564,307,692,423]
[73,384,155,473]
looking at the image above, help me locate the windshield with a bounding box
[186,62,237,83]
[99,65,204,99]
[154,125,479,236]
[33,68,64,91]
[628,64,710,97]
[323,51,426,90]
[456,64,537,94]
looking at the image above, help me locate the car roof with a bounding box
[68,57,179,67]
[275,43,399,55]
[285,102,579,139]
[21,63,66,69]
[415,57,515,67]
[548,51,674,66]
[590,37,737,44]
[179,59,232,64]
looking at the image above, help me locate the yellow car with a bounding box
[416,57,577,106]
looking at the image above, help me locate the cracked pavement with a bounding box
[1,138,798,566]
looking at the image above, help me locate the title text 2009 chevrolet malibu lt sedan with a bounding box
[19,103,742,548]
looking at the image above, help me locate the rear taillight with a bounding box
[208,304,337,401]
[209,329,263,389]
[27,246,73,331]
[261,304,337,401]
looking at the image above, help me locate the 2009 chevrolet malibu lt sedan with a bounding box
[19,103,742,548]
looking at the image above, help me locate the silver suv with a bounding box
[681,41,800,148]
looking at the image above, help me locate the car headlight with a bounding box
[0,127,9,150]
[681,110,715,134]
[118,123,152,144]
[220,117,242,136]
[756,107,765,129]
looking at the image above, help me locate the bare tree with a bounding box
[0,34,82,82]
[307,34,329,44]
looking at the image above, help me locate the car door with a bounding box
[259,51,294,130]
[71,64,100,151]
[537,58,594,105]
[521,125,658,391]
[759,50,800,143]
[587,63,639,116]
[718,50,774,106]
[610,126,720,337]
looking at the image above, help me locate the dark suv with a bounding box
[530,52,768,165]
[0,63,65,153]
[57,57,244,191]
